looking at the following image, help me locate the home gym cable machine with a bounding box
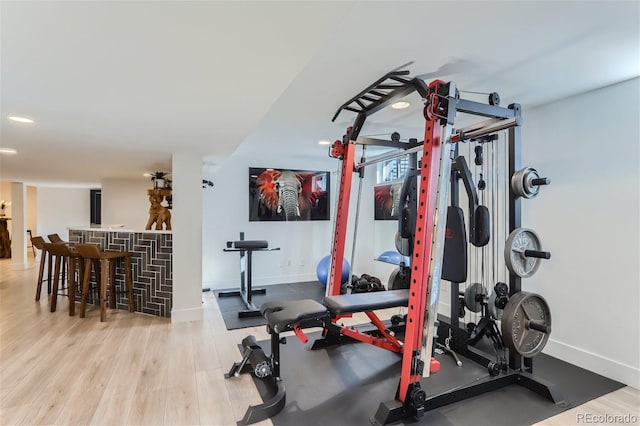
[225,67,565,425]
[327,69,564,424]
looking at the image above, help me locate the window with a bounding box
[377,157,410,184]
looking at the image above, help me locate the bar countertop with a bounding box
[68,225,172,234]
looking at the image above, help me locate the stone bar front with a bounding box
[68,228,172,317]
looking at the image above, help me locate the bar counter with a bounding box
[68,227,172,317]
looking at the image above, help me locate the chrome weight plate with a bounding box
[511,167,541,199]
[504,228,542,278]
[501,292,551,358]
[464,283,486,313]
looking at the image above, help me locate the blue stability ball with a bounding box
[316,255,350,286]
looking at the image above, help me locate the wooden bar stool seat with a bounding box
[47,233,65,243]
[43,242,79,315]
[31,236,51,301]
[75,244,134,322]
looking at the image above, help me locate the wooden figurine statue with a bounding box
[145,189,172,230]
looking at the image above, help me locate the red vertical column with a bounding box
[398,81,445,401]
[328,133,356,296]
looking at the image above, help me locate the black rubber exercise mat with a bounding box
[215,281,325,330]
[235,333,624,426]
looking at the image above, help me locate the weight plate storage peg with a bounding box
[504,228,550,278]
[501,292,552,357]
[511,167,550,199]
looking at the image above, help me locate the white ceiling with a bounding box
[1,1,638,186]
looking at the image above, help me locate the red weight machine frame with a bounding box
[323,77,455,422]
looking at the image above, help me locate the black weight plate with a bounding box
[501,291,551,357]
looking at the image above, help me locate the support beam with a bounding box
[171,153,204,322]
[10,182,27,269]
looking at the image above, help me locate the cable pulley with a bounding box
[488,282,509,320]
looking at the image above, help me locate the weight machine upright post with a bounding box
[347,145,367,291]
[399,80,452,403]
[507,103,524,372]
[449,144,460,330]
[328,126,358,297]
[239,232,246,296]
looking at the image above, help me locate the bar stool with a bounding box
[31,236,51,301]
[47,234,67,286]
[43,242,78,314]
[27,230,36,256]
[75,244,134,322]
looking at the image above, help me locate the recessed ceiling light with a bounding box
[318,140,331,145]
[0,148,17,154]
[391,101,410,110]
[8,116,34,123]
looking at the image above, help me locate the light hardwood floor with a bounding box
[0,257,638,425]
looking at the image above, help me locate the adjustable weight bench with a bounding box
[226,290,441,425]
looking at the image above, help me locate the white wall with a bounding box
[27,186,37,236]
[101,178,154,229]
[202,151,379,290]
[36,187,91,240]
[523,77,639,388]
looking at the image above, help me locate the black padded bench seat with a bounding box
[261,299,330,333]
[323,289,410,315]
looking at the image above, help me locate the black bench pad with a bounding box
[261,299,330,333]
[323,290,410,315]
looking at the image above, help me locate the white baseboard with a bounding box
[171,306,203,323]
[544,338,640,389]
[437,302,639,388]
